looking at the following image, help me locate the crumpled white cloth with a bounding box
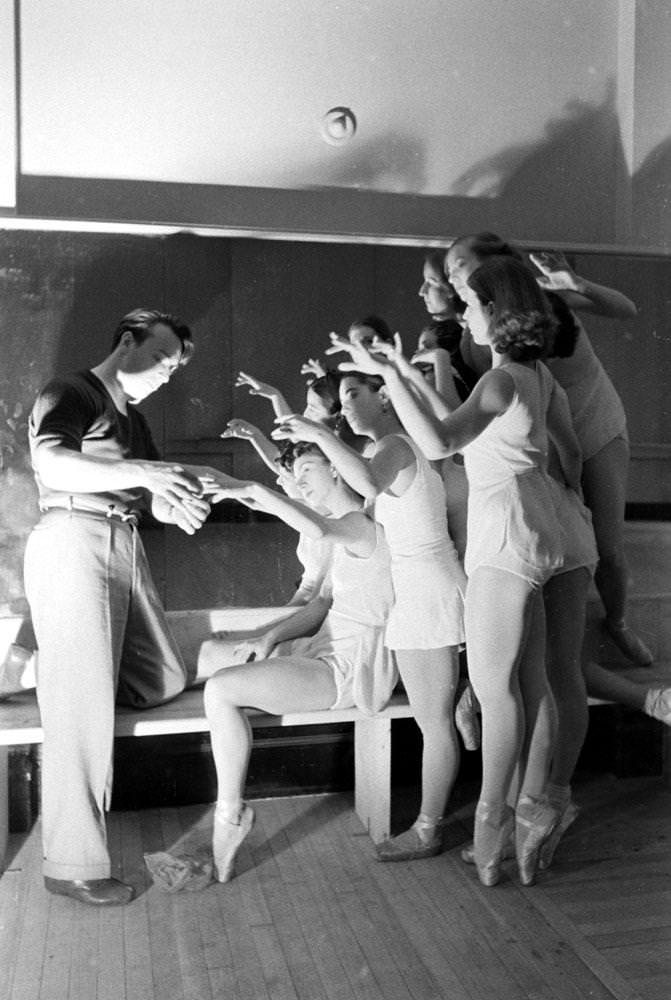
[144,850,214,893]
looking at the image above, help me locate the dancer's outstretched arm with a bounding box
[331,338,510,461]
[530,251,637,319]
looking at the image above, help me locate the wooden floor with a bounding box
[1,774,670,1000]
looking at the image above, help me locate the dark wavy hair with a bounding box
[278,440,328,472]
[348,314,394,344]
[420,317,463,354]
[307,372,342,415]
[449,231,525,263]
[467,257,556,362]
[111,308,193,365]
[544,290,580,359]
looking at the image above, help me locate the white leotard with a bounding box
[547,323,627,461]
[374,434,465,650]
[463,362,563,586]
[281,521,396,714]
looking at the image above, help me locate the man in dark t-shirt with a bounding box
[25,308,211,906]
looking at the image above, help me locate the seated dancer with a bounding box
[222,371,345,618]
[273,371,466,863]
[198,442,395,882]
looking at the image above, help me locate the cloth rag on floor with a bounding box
[144,850,215,892]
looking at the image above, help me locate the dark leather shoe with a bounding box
[44,876,135,906]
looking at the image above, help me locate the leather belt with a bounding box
[39,504,139,526]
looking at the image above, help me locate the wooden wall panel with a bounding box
[571,253,671,503]
[1,230,670,616]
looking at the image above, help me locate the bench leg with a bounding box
[354,716,392,843]
[0,747,7,875]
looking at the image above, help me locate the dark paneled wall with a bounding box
[1,230,670,616]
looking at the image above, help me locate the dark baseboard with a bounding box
[625,503,671,520]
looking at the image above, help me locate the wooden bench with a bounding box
[0,608,414,874]
[2,607,663,877]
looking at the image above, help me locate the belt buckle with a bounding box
[106,505,133,523]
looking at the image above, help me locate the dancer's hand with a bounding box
[335,336,394,378]
[300,358,327,378]
[271,414,324,443]
[235,371,280,399]
[372,332,406,361]
[202,478,257,505]
[220,418,262,441]
[140,461,204,505]
[169,495,211,534]
[529,251,580,293]
[233,633,276,663]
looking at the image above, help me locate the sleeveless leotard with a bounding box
[463,362,563,586]
[547,323,627,461]
[548,477,598,576]
[374,434,465,650]
[280,521,396,715]
[293,533,334,603]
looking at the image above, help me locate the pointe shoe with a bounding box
[44,876,135,906]
[515,795,559,886]
[375,820,443,862]
[460,833,514,866]
[603,619,653,666]
[473,804,515,887]
[644,687,671,726]
[455,684,481,751]
[212,803,255,883]
[538,799,579,871]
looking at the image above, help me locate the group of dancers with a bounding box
[10,232,671,907]
[197,232,670,891]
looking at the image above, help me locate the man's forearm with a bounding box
[34,446,150,493]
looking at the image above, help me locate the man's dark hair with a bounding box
[111,308,194,365]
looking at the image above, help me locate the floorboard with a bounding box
[1,774,670,1000]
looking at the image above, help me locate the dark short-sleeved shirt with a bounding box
[29,370,160,515]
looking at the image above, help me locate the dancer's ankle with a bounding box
[476,800,509,824]
[414,813,442,843]
[546,782,571,810]
[215,800,244,825]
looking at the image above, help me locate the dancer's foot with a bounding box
[539,799,579,871]
[0,644,36,701]
[515,795,558,886]
[644,687,671,725]
[460,833,514,866]
[455,684,481,751]
[603,619,653,666]
[473,803,514,887]
[375,816,443,862]
[212,803,255,883]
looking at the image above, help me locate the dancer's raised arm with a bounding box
[333,337,510,462]
[530,251,637,319]
[204,470,374,555]
[220,418,280,475]
[235,371,293,419]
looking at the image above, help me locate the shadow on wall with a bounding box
[310,129,428,195]
[633,136,671,249]
[447,82,625,244]
[0,232,229,614]
[0,236,75,616]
